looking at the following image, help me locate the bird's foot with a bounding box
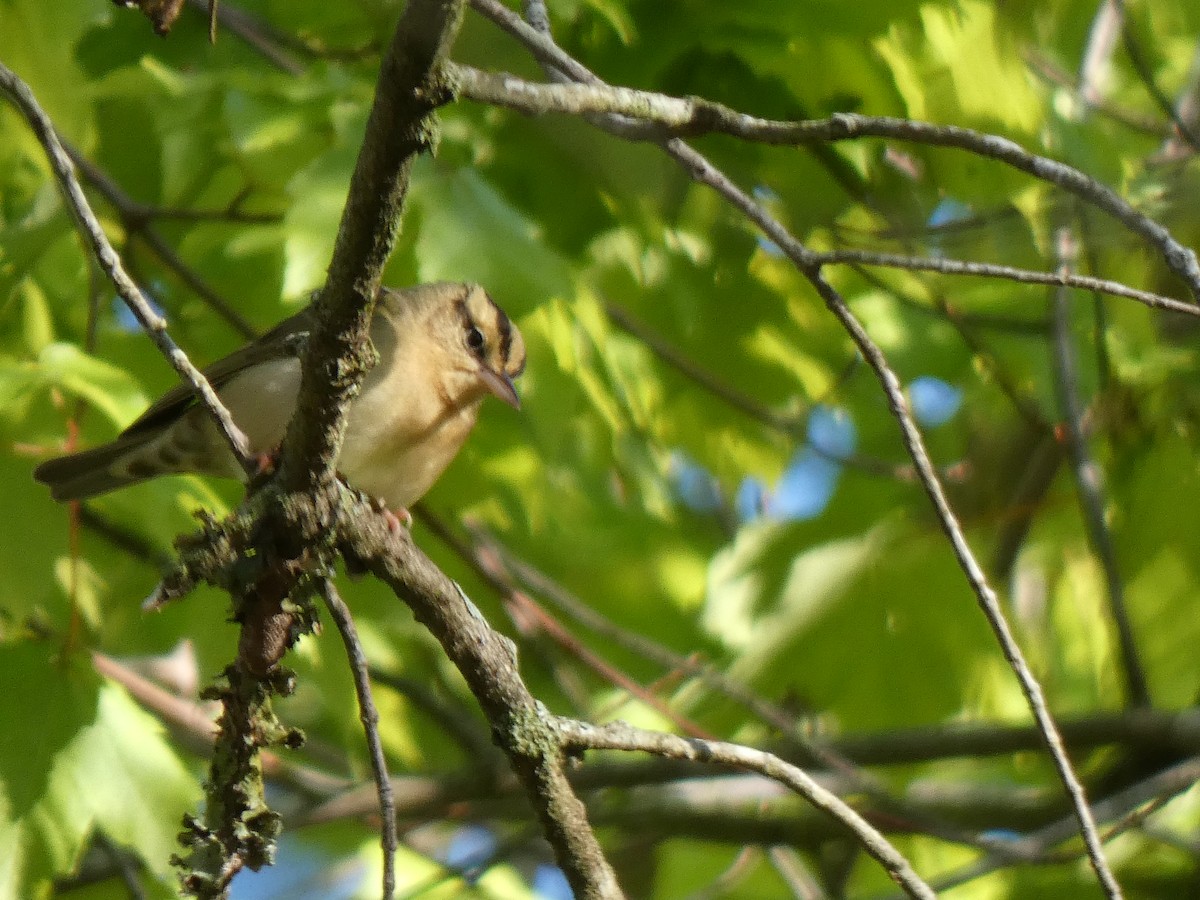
[368,496,412,532]
[254,451,277,476]
[385,506,413,532]
[247,449,279,490]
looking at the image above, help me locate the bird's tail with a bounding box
[34,433,161,501]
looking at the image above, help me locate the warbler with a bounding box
[34,282,525,512]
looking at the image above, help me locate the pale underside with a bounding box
[137,350,482,510]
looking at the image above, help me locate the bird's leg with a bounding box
[385,504,413,532]
[367,495,412,532]
[247,446,280,490]
[254,451,277,476]
[387,508,413,532]
[338,479,412,532]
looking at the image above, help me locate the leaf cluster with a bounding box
[4,0,1200,897]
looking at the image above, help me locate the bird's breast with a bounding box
[337,363,481,510]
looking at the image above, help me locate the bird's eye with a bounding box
[466,326,485,353]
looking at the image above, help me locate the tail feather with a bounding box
[34,434,159,501]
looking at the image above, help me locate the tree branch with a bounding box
[557,719,936,900]
[319,579,396,899]
[339,500,624,899]
[1049,228,1149,708]
[0,61,254,476]
[915,756,1200,897]
[448,51,1200,302]
[183,0,305,74]
[278,0,464,498]
[1118,2,1200,151]
[815,247,1197,317]
[465,3,1125,894]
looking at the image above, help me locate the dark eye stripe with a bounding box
[496,305,513,363]
[453,293,470,330]
[458,288,513,364]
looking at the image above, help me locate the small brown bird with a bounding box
[34,282,525,512]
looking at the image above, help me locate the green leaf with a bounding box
[409,167,575,308]
[282,142,357,297]
[36,343,147,428]
[0,643,200,897]
[0,358,43,422]
[874,0,1042,135]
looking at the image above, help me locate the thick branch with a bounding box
[278,0,464,497]
[339,502,624,899]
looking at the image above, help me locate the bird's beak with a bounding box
[479,365,521,410]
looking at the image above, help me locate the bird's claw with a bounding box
[369,497,412,532]
[254,451,277,475]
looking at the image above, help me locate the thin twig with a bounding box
[1025,49,1167,136]
[557,719,936,900]
[1118,0,1200,150]
[126,204,280,225]
[466,4,1124,894]
[183,0,305,74]
[844,260,1051,338]
[603,299,803,433]
[95,834,151,900]
[767,847,828,900]
[816,247,1197,317]
[0,61,254,475]
[463,518,802,729]
[448,51,1200,301]
[1073,204,1114,389]
[66,147,260,340]
[603,303,935,480]
[1155,42,1200,162]
[806,265,1121,897]
[509,590,717,738]
[1078,0,1124,111]
[682,846,763,900]
[189,0,380,67]
[369,667,498,763]
[907,756,1200,897]
[417,509,716,739]
[320,580,396,900]
[1049,227,1149,707]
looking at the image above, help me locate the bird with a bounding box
[34,282,526,515]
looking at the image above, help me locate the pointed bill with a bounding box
[478,365,521,409]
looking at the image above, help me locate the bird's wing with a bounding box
[120,303,317,438]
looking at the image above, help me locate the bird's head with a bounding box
[379,283,526,410]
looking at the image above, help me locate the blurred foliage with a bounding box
[3,0,1200,897]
